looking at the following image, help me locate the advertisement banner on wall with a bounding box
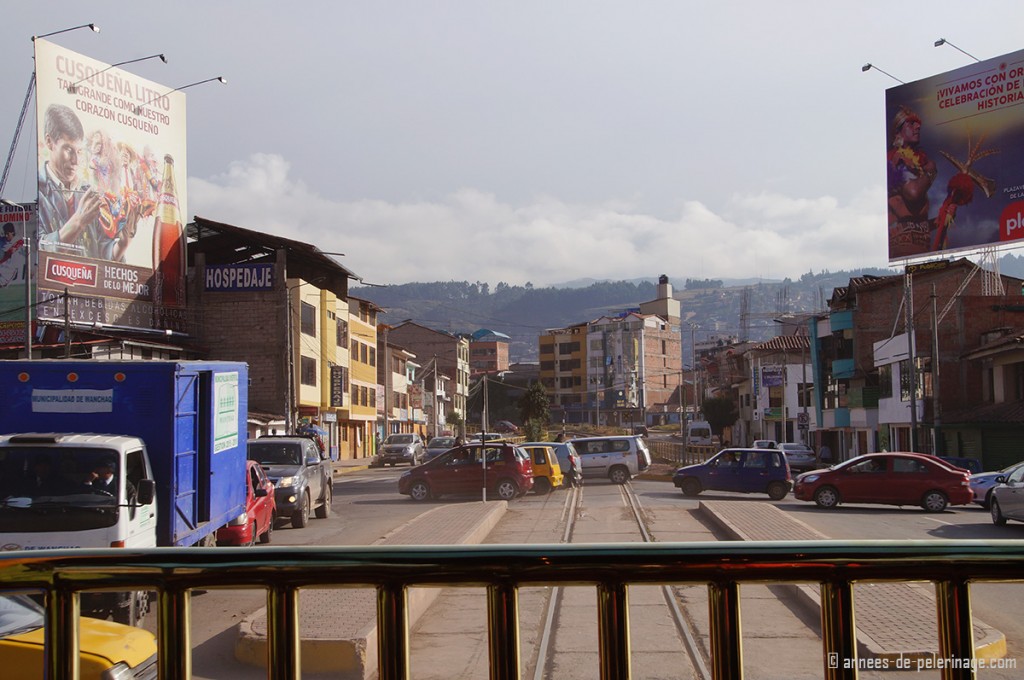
[0,203,36,344]
[33,39,188,333]
[886,48,1024,261]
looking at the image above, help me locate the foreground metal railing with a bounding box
[1,540,1022,680]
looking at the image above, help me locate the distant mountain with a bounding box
[352,256,1024,363]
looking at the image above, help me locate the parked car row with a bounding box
[396,435,648,502]
[243,434,333,534]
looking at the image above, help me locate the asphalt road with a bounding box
[156,465,1024,680]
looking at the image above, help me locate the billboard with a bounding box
[33,39,188,333]
[0,203,35,344]
[886,48,1024,261]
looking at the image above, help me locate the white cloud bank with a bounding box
[189,153,891,287]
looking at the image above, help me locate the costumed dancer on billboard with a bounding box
[888,104,998,257]
[887,106,937,258]
[37,104,144,263]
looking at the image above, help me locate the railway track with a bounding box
[528,481,711,680]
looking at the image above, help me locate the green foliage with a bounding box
[523,418,547,442]
[518,382,550,426]
[701,396,738,436]
[447,410,465,437]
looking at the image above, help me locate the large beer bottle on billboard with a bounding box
[153,154,184,307]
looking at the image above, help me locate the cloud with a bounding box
[189,153,891,287]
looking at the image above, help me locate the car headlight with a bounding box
[101,662,136,680]
[277,476,296,487]
[227,511,249,526]
[801,474,820,483]
[400,471,411,479]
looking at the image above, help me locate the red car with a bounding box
[217,460,277,545]
[398,441,533,501]
[793,452,972,512]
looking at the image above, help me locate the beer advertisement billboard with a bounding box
[33,39,188,333]
[0,202,35,345]
[886,48,1024,262]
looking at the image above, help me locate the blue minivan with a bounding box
[673,448,792,500]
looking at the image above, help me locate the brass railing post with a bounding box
[708,580,742,680]
[377,582,410,680]
[267,584,301,680]
[47,586,79,680]
[158,585,192,680]
[597,581,631,679]
[487,581,521,679]
[935,578,975,680]
[820,580,857,680]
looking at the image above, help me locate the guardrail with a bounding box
[647,440,717,466]
[2,540,1021,680]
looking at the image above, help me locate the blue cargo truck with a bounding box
[0,360,249,624]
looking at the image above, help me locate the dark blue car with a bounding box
[673,448,792,500]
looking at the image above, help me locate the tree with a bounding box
[701,396,738,437]
[518,382,550,441]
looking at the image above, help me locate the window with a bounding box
[300,356,317,386]
[300,302,316,337]
[336,319,348,347]
[878,364,893,399]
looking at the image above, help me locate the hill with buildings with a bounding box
[351,254,1024,363]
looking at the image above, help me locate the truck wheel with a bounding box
[315,484,332,519]
[113,591,148,627]
[259,513,275,544]
[292,492,310,529]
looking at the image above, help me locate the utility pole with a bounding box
[904,273,919,452]
[931,284,942,454]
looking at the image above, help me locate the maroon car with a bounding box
[793,452,972,512]
[399,441,533,501]
[217,460,277,545]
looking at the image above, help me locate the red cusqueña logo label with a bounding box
[46,259,98,287]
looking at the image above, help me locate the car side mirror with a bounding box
[136,479,156,505]
[254,487,268,498]
[995,475,1007,484]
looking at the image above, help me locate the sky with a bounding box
[4,1,1024,288]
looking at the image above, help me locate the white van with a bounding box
[686,421,713,446]
[571,435,652,484]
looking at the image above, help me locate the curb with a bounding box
[233,501,508,677]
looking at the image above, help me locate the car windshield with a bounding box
[387,435,415,445]
[428,438,455,448]
[0,595,43,637]
[249,443,302,466]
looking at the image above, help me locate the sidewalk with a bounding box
[699,499,1006,664]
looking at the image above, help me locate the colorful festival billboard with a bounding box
[886,48,1024,262]
[34,39,188,333]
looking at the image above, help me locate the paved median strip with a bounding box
[698,500,1006,663]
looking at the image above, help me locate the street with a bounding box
[167,465,1024,679]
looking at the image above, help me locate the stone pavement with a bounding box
[700,499,1007,664]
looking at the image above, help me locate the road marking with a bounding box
[923,516,955,526]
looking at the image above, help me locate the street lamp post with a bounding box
[0,199,31,359]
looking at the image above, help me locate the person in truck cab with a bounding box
[87,458,117,495]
